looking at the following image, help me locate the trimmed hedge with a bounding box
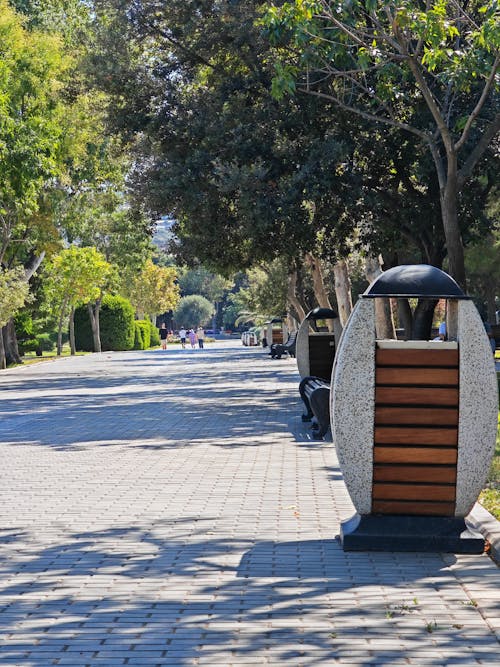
[150,323,160,347]
[75,296,135,351]
[134,320,151,350]
[99,295,135,351]
[74,305,93,351]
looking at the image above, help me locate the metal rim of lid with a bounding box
[362,264,470,300]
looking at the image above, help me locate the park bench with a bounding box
[270,330,298,359]
[298,375,331,440]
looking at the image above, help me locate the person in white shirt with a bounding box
[178,327,187,349]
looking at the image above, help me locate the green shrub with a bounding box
[35,333,55,356]
[76,296,135,351]
[133,322,143,350]
[134,320,151,350]
[99,295,135,351]
[74,305,93,351]
[15,311,37,355]
[149,322,160,347]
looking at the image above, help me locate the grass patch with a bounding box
[479,413,500,520]
[13,345,89,366]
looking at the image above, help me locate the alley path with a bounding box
[0,341,498,666]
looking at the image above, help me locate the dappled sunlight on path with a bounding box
[0,341,498,665]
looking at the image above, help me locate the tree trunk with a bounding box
[332,260,353,327]
[364,255,396,339]
[413,299,438,340]
[0,252,46,369]
[24,251,45,280]
[440,153,467,289]
[286,314,298,333]
[304,252,333,309]
[57,321,63,356]
[287,270,307,323]
[397,299,413,339]
[88,300,102,353]
[485,282,497,323]
[0,326,6,370]
[4,319,22,365]
[304,252,335,332]
[57,298,68,356]
[69,306,76,355]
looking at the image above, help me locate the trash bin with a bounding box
[331,265,498,552]
[296,307,342,381]
[265,318,287,347]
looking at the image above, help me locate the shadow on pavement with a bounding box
[2,523,490,667]
[0,348,301,451]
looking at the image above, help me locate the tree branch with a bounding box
[296,87,429,141]
[406,56,455,154]
[457,113,500,188]
[455,56,500,151]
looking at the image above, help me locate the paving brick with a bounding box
[0,342,498,666]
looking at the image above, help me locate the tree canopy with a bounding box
[174,295,214,329]
[126,259,180,320]
[264,0,500,286]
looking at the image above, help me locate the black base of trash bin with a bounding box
[340,513,485,553]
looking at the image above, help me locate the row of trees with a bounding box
[0,0,180,367]
[1,0,498,364]
[86,0,498,335]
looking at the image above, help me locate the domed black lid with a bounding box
[363,264,468,299]
[305,307,339,320]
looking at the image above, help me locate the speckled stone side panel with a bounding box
[331,300,376,515]
[296,320,310,378]
[455,301,498,517]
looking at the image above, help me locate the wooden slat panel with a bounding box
[376,348,458,367]
[373,465,456,484]
[375,407,458,426]
[372,500,455,516]
[376,367,458,386]
[375,427,457,445]
[374,447,458,465]
[375,386,459,406]
[373,483,456,502]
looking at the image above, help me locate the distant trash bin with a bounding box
[264,318,287,347]
[296,307,342,381]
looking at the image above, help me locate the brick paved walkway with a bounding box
[0,341,498,666]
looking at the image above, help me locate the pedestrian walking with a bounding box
[178,327,187,349]
[197,326,205,349]
[159,323,168,350]
[188,328,197,349]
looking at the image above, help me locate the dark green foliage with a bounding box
[174,295,214,329]
[15,312,37,355]
[149,322,160,347]
[15,310,59,355]
[99,295,135,351]
[35,333,56,355]
[91,0,497,282]
[74,306,94,351]
[90,1,361,271]
[133,319,151,350]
